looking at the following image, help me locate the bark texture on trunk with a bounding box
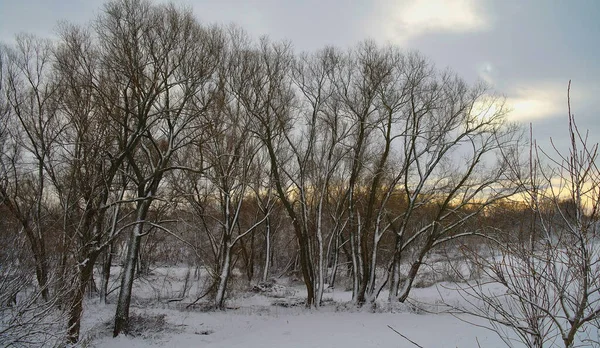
[214,245,232,309]
[113,201,149,337]
[67,253,99,343]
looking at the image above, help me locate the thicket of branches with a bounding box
[0,0,595,346]
[452,83,600,348]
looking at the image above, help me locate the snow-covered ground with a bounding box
[82,268,511,348]
[87,305,505,348]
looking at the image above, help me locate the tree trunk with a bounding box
[240,233,255,282]
[87,271,98,296]
[67,252,99,343]
[350,227,360,301]
[214,244,232,309]
[32,242,50,302]
[329,232,340,288]
[315,200,325,306]
[388,236,402,302]
[15,221,51,303]
[248,232,255,281]
[298,233,316,307]
[101,186,124,303]
[262,216,271,282]
[353,213,366,304]
[397,244,431,302]
[100,243,113,304]
[366,233,381,303]
[113,200,150,337]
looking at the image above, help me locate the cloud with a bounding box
[375,0,491,44]
[505,83,569,122]
[469,82,586,124]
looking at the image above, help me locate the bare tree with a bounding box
[229,36,324,306]
[456,82,600,348]
[53,8,176,340]
[197,93,271,308]
[0,48,64,347]
[329,41,387,303]
[276,46,349,305]
[309,42,520,305]
[329,42,415,304]
[107,0,223,336]
[0,232,69,347]
[0,35,64,303]
[384,62,520,303]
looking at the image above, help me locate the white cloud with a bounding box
[506,83,569,122]
[376,0,491,44]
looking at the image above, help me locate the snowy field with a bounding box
[80,267,512,348]
[85,305,505,348]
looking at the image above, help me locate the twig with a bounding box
[185,282,216,309]
[387,325,425,348]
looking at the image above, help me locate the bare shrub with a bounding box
[453,82,600,348]
[0,238,68,347]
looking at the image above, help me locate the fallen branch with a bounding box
[387,325,425,348]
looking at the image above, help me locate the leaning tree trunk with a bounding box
[397,238,434,303]
[113,200,150,337]
[13,218,51,302]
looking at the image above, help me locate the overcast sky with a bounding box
[1,0,598,151]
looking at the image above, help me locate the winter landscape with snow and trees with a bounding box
[1,0,600,347]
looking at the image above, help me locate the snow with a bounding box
[82,253,600,347]
[89,307,505,348]
[76,254,600,348]
[83,281,511,348]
